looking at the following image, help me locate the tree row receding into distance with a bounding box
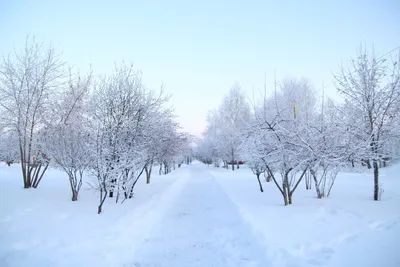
[196,46,400,205]
[0,37,193,213]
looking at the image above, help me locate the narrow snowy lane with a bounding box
[130,165,270,267]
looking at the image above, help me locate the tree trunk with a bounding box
[287,167,307,204]
[31,164,41,187]
[127,166,146,199]
[115,187,120,203]
[312,171,322,198]
[22,161,32,188]
[32,162,49,188]
[266,167,288,205]
[71,190,78,201]
[305,171,311,190]
[373,160,379,201]
[256,173,264,193]
[98,186,107,214]
[19,145,29,188]
[231,162,234,171]
[165,164,168,174]
[109,178,116,197]
[69,173,78,201]
[286,172,293,205]
[282,181,288,206]
[24,179,31,188]
[366,159,371,169]
[146,169,150,184]
[145,165,152,184]
[265,172,271,182]
[305,176,309,190]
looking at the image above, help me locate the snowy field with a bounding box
[0,161,399,267]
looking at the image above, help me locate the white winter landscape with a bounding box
[1,1,400,267]
[1,162,399,267]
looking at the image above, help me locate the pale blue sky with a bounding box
[1,0,399,136]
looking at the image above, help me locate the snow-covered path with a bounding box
[130,165,270,267]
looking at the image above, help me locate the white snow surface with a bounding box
[0,161,399,267]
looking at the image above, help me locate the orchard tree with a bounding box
[142,109,172,183]
[0,36,64,188]
[245,78,315,205]
[302,98,358,198]
[88,63,177,213]
[42,69,92,201]
[89,63,148,211]
[204,83,251,170]
[334,46,400,200]
[263,118,309,205]
[145,113,182,179]
[240,128,267,192]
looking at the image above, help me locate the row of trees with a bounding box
[196,47,400,204]
[197,83,251,170]
[0,37,192,213]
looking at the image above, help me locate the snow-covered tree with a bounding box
[88,63,149,212]
[302,98,359,198]
[334,46,400,200]
[203,83,251,170]
[0,129,19,166]
[262,118,309,205]
[240,128,267,192]
[42,69,92,201]
[144,111,188,179]
[198,111,223,167]
[244,79,318,204]
[195,137,217,166]
[141,108,171,183]
[0,36,64,188]
[156,129,191,175]
[87,63,182,213]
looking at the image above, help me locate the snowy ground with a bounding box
[210,165,400,267]
[0,161,399,267]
